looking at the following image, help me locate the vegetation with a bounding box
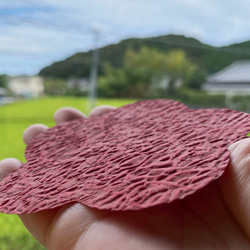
[175,88,226,108]
[227,95,250,111]
[0,74,8,88]
[38,34,250,102]
[39,34,250,80]
[97,47,198,98]
[0,213,46,250]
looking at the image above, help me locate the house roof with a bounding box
[208,61,250,83]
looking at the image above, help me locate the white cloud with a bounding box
[1,0,250,75]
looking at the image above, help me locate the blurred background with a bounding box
[1,0,250,249]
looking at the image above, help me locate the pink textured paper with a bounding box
[1,99,250,214]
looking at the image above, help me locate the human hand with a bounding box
[1,106,250,249]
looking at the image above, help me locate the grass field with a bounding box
[0,96,137,250]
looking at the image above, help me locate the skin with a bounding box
[1,106,250,249]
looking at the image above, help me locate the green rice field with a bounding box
[0,97,137,250]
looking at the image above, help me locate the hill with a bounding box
[39,34,250,79]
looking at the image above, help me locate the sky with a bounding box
[1,0,250,76]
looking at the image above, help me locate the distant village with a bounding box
[0,75,89,105]
[1,60,250,107]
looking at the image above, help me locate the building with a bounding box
[151,76,183,90]
[202,61,250,96]
[67,77,89,91]
[0,87,7,97]
[8,75,44,98]
[0,87,14,105]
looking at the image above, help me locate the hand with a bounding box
[1,106,250,250]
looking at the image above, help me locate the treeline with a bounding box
[39,34,250,79]
[43,47,202,98]
[41,44,250,112]
[97,47,199,98]
[0,75,8,88]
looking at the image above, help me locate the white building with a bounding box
[202,61,250,96]
[67,77,89,91]
[151,76,183,90]
[0,87,14,105]
[8,75,44,98]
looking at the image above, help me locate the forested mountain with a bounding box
[39,34,250,79]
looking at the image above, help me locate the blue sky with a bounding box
[1,0,250,76]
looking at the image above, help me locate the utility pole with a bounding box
[86,29,99,114]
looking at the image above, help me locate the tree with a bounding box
[98,64,128,98]
[124,47,197,97]
[164,50,197,95]
[0,74,8,88]
[98,47,197,98]
[185,69,207,90]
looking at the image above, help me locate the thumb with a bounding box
[218,138,250,238]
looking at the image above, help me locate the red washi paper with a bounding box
[0,99,250,214]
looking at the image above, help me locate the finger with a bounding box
[89,105,116,118]
[19,203,107,249]
[218,138,250,239]
[23,124,49,145]
[0,158,22,181]
[54,107,86,125]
